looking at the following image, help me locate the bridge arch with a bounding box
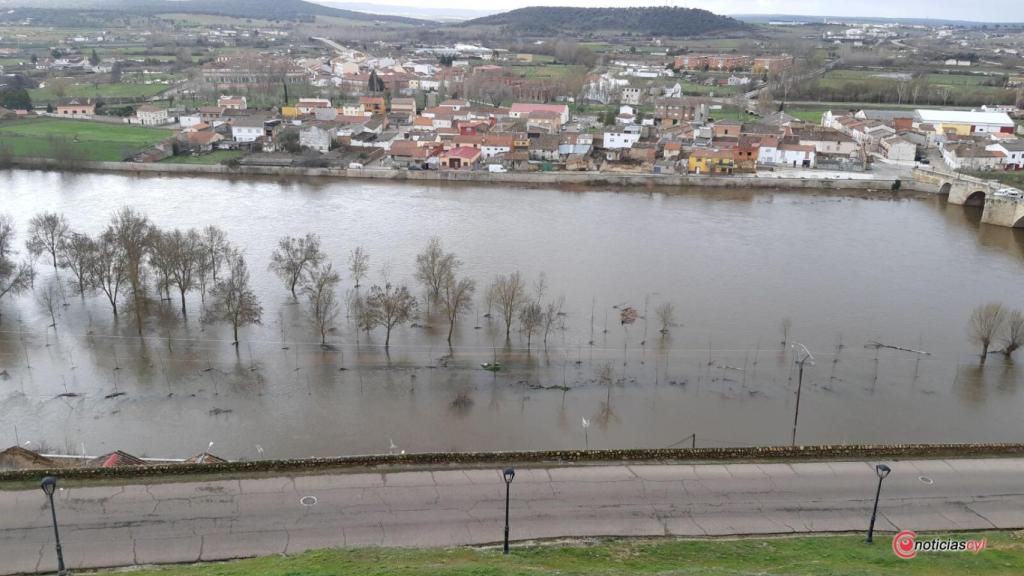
[939,182,952,195]
[964,190,986,206]
[1014,216,1024,228]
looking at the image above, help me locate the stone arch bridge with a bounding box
[913,168,1024,228]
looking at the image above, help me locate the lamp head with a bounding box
[503,467,515,484]
[875,464,891,479]
[40,476,57,497]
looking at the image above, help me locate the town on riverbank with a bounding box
[2,8,1023,191]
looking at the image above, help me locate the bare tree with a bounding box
[969,303,1007,363]
[656,301,675,334]
[351,291,378,335]
[303,263,341,346]
[58,232,95,296]
[366,279,417,349]
[90,230,126,317]
[488,271,526,339]
[110,207,153,336]
[25,212,69,271]
[202,225,230,283]
[269,233,325,298]
[165,228,204,317]
[519,301,543,350]
[415,236,459,304]
[148,230,175,302]
[0,215,35,324]
[209,250,263,345]
[441,274,475,345]
[37,284,59,331]
[1003,309,1024,358]
[542,295,565,346]
[348,246,370,288]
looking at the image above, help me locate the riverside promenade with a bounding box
[3,457,1024,574]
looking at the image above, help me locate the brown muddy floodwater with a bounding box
[2,169,1024,460]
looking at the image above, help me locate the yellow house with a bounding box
[281,106,299,119]
[688,148,735,174]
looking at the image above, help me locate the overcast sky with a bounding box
[344,1,1024,22]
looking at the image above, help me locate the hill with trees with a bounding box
[461,6,745,37]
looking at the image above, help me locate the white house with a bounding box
[295,98,332,115]
[603,127,642,149]
[231,117,265,143]
[178,114,203,129]
[299,122,338,153]
[881,135,917,162]
[986,140,1024,170]
[217,95,247,110]
[777,144,816,167]
[134,105,169,126]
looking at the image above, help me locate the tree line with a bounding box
[1,209,678,350]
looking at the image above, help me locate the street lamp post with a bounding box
[790,344,814,446]
[40,476,67,575]
[502,467,515,555]
[866,464,892,544]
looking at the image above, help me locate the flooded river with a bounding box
[2,169,1024,460]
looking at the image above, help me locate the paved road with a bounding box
[3,458,1024,574]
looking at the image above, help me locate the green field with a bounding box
[503,63,588,80]
[29,81,170,104]
[160,150,242,165]
[0,117,170,161]
[89,533,1024,576]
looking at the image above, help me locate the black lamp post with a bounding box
[866,464,892,544]
[40,476,67,575]
[502,467,515,555]
[790,344,814,446]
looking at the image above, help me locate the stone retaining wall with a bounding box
[2,444,1020,484]
[5,157,902,191]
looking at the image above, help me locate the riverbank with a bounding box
[4,444,1023,487]
[2,156,912,192]
[77,533,1024,576]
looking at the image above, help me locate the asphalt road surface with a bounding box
[2,458,1023,574]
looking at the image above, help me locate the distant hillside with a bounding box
[462,6,746,37]
[0,0,429,24]
[733,13,1020,27]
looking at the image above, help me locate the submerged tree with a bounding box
[303,263,341,346]
[209,251,263,345]
[0,215,35,324]
[656,301,675,335]
[366,279,417,349]
[348,245,370,288]
[58,232,96,296]
[969,302,1007,363]
[269,233,325,298]
[110,207,154,336]
[25,211,69,271]
[541,295,565,346]
[519,301,543,350]
[1003,309,1024,358]
[90,230,127,317]
[165,228,205,317]
[415,236,459,304]
[488,271,526,339]
[202,225,230,283]
[441,273,475,345]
